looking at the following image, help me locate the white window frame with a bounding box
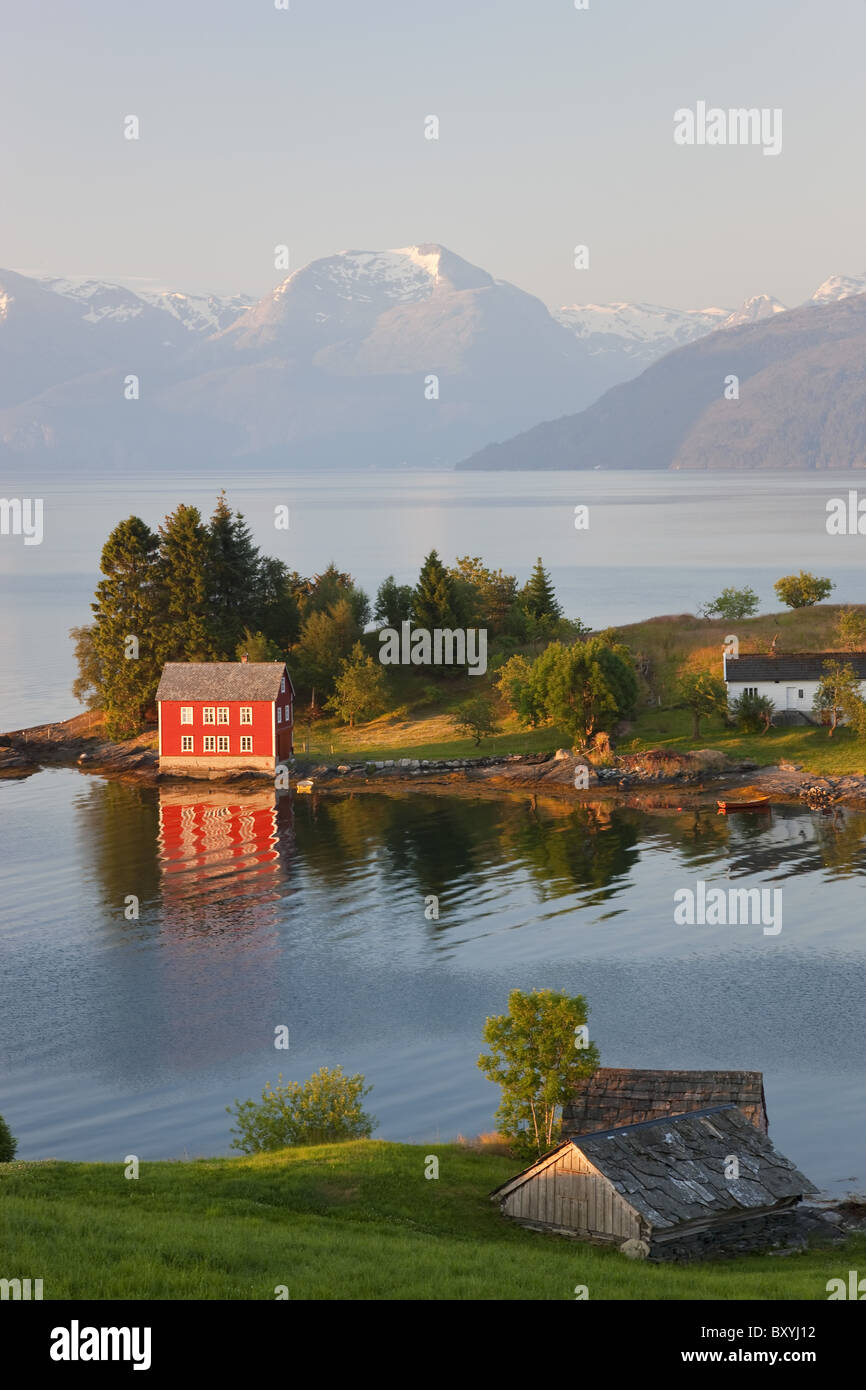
[277,706,282,723]
[240,707,252,725]
[281,676,286,693]
[217,707,230,725]
[240,735,253,753]
[181,735,194,752]
[203,707,215,724]
[180,707,193,725]
[203,735,216,753]
[217,735,230,753]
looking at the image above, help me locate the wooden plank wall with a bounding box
[502,1147,640,1239]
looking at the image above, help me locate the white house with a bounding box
[724,652,866,721]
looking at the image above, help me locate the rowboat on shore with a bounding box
[716,795,770,814]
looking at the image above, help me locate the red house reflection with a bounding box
[158,788,283,912]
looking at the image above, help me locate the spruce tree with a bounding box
[412,550,459,631]
[90,516,161,736]
[257,556,301,650]
[522,557,562,623]
[156,504,217,663]
[207,492,262,657]
[374,575,413,628]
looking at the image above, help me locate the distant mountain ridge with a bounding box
[1,249,864,471]
[458,292,866,472]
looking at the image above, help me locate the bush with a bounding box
[451,694,500,745]
[227,1065,377,1153]
[730,690,775,734]
[0,1113,18,1162]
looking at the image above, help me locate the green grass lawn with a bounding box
[1,1142,859,1300]
[627,708,866,776]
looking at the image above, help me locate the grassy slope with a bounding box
[1,1142,860,1301]
[295,606,865,773]
[626,708,866,775]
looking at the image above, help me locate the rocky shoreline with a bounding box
[4,716,866,811]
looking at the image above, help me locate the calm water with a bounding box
[3,469,866,728]
[1,768,865,1192]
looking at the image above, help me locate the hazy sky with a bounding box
[3,0,864,310]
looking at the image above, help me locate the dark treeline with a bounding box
[72,494,577,738]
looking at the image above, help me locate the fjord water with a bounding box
[4,469,866,728]
[2,768,865,1192]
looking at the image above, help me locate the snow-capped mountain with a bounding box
[0,245,610,470]
[2,249,866,471]
[38,275,253,334]
[553,301,729,363]
[554,293,786,369]
[810,273,866,305]
[720,293,787,327]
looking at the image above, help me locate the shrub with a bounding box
[227,1065,377,1153]
[730,690,775,734]
[0,1113,18,1162]
[451,694,500,745]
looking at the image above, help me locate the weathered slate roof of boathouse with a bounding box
[562,1068,768,1137]
[490,1105,817,1234]
[156,662,289,703]
[573,1106,817,1231]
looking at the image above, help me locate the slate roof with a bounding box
[726,653,866,682]
[574,1105,817,1232]
[562,1068,768,1138]
[156,662,289,703]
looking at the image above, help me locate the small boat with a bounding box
[717,795,770,814]
[295,778,314,794]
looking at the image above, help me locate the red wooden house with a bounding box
[156,661,294,774]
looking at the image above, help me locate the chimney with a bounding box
[241,652,248,663]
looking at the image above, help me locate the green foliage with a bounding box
[0,1113,17,1162]
[69,624,102,710]
[521,557,562,625]
[227,1066,377,1153]
[235,628,283,662]
[674,666,729,737]
[303,563,370,629]
[451,693,501,745]
[207,492,263,656]
[478,989,600,1159]
[447,556,523,637]
[497,637,637,743]
[157,503,217,664]
[730,689,775,735]
[89,515,163,737]
[293,597,362,707]
[256,557,301,650]
[835,606,866,651]
[325,642,389,727]
[412,549,460,633]
[374,575,414,629]
[700,586,760,620]
[774,571,835,610]
[813,660,866,737]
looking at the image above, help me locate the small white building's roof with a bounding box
[726,653,866,682]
